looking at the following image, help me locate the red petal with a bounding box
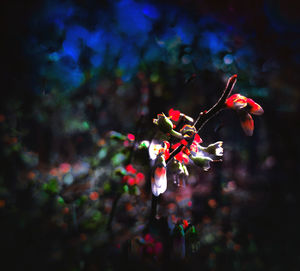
[154,167,166,178]
[89,192,99,201]
[183,219,189,229]
[168,108,181,121]
[125,164,137,174]
[122,175,130,183]
[183,147,190,155]
[136,172,145,182]
[190,142,198,153]
[127,177,136,186]
[180,139,188,146]
[194,134,202,143]
[171,142,181,150]
[239,112,254,136]
[127,133,135,141]
[226,94,247,110]
[164,149,170,160]
[247,98,264,115]
[175,152,183,162]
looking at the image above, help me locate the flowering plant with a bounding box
[149,75,263,201]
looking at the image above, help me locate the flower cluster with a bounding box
[141,233,163,256]
[151,108,224,196]
[149,74,264,197]
[122,164,145,186]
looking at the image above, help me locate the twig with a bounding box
[195,74,237,132]
[150,194,159,221]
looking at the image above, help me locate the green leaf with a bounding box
[43,179,59,194]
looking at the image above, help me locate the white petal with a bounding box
[151,168,167,196]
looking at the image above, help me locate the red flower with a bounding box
[182,219,189,230]
[127,133,135,141]
[225,94,248,110]
[170,134,202,163]
[125,164,137,174]
[168,108,181,121]
[225,94,264,136]
[127,177,136,186]
[194,133,202,143]
[89,191,99,201]
[135,172,145,184]
[175,152,189,164]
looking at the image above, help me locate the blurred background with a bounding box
[1,0,300,270]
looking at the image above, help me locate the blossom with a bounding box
[125,164,137,174]
[201,141,223,156]
[142,233,163,256]
[153,113,174,133]
[151,155,167,196]
[182,219,189,230]
[153,113,182,137]
[170,133,202,164]
[89,191,99,201]
[122,164,145,186]
[225,94,264,136]
[189,154,213,171]
[149,140,170,161]
[127,133,135,141]
[168,108,194,123]
[168,108,181,121]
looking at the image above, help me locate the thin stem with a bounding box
[196,74,237,132]
[150,194,159,221]
[165,144,185,164]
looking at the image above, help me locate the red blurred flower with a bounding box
[182,219,189,230]
[59,163,71,174]
[89,191,99,201]
[125,164,137,174]
[135,172,145,184]
[127,133,135,141]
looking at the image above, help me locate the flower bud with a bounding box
[180,124,196,137]
[153,113,174,133]
[202,141,223,156]
[151,155,167,196]
[190,154,213,171]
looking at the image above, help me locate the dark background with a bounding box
[1,0,300,270]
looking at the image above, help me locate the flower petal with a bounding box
[239,112,254,136]
[151,166,167,196]
[168,108,181,121]
[226,94,248,110]
[246,98,264,115]
[194,134,202,143]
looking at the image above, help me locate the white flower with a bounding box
[151,155,167,196]
[214,142,223,156]
[200,141,223,157]
[149,141,162,160]
[151,166,167,196]
[190,153,213,171]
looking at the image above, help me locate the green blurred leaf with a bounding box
[43,179,59,194]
